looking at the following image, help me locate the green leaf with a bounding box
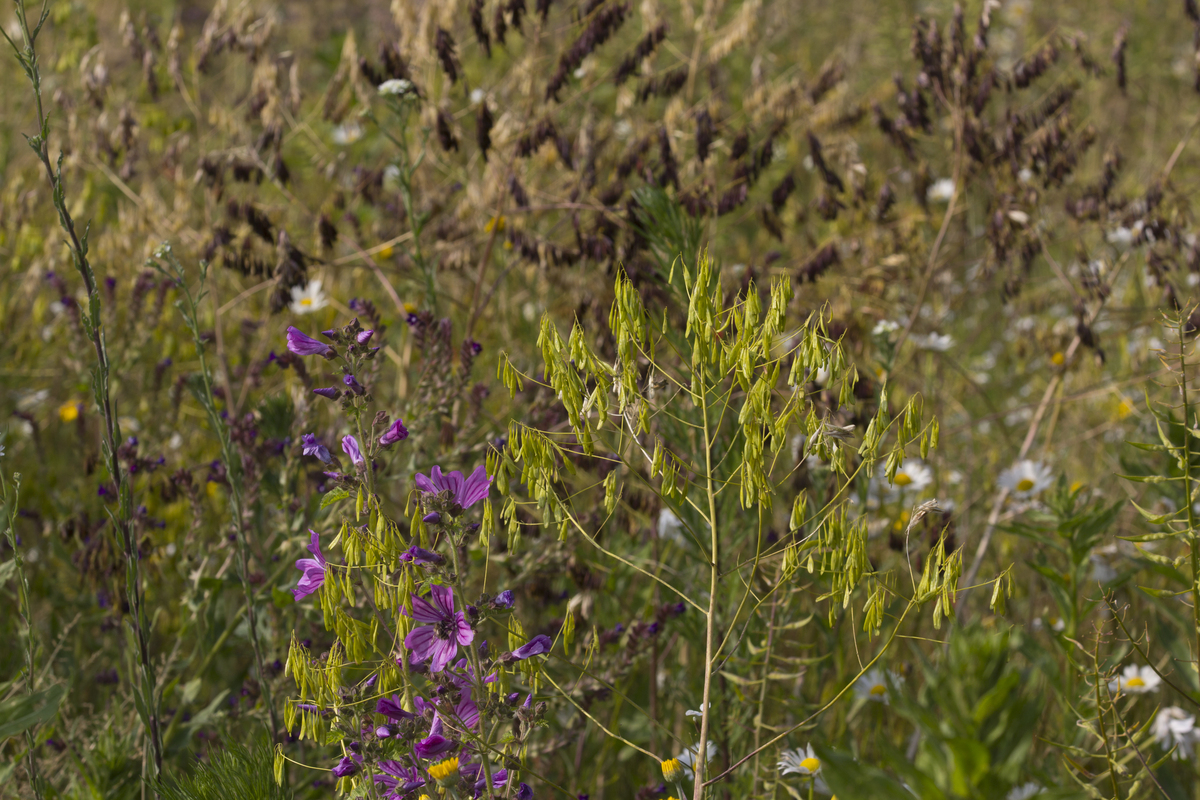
[321,487,350,509]
[272,587,295,609]
[0,558,17,586]
[0,684,66,740]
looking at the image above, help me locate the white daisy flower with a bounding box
[1108,664,1161,695]
[657,509,685,545]
[378,78,414,96]
[1006,783,1043,800]
[997,460,1053,499]
[926,178,955,203]
[778,744,821,777]
[685,702,711,718]
[290,279,329,315]
[890,459,933,493]
[1106,226,1134,246]
[872,319,901,337]
[854,668,902,703]
[1153,706,1198,758]
[332,121,364,145]
[676,740,717,778]
[911,332,954,351]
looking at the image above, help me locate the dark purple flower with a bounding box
[357,330,375,345]
[301,434,332,464]
[510,634,552,661]
[414,465,492,510]
[286,326,334,357]
[466,340,483,355]
[375,724,395,738]
[491,590,514,609]
[461,762,508,797]
[293,530,327,600]
[342,435,365,468]
[313,387,341,400]
[414,713,457,759]
[321,329,339,340]
[403,585,474,672]
[379,418,409,447]
[517,783,534,800]
[399,545,445,565]
[331,754,360,778]
[375,761,425,794]
[344,374,365,395]
[423,511,442,525]
[375,694,416,721]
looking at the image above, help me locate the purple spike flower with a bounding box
[357,330,375,345]
[292,530,327,600]
[343,374,365,395]
[414,465,492,510]
[301,434,332,464]
[342,435,365,468]
[423,511,442,525]
[379,418,409,447]
[403,585,474,672]
[286,326,334,357]
[375,694,416,721]
[313,387,341,400]
[509,634,552,661]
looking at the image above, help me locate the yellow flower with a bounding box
[403,302,418,314]
[485,215,507,233]
[661,758,685,783]
[1115,397,1135,420]
[1050,351,1065,367]
[428,757,460,786]
[206,481,221,498]
[379,244,395,259]
[58,402,80,422]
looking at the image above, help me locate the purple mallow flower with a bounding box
[342,435,365,467]
[517,783,534,800]
[286,326,334,357]
[293,530,327,601]
[375,694,416,721]
[414,713,457,759]
[301,434,332,464]
[399,545,445,566]
[331,754,360,778]
[379,418,409,447]
[461,762,508,797]
[510,634,552,661]
[313,387,341,400]
[343,374,365,395]
[414,465,492,510]
[403,584,474,672]
[375,761,425,795]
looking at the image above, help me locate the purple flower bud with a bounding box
[506,692,520,705]
[406,313,420,327]
[379,418,409,447]
[399,545,444,565]
[321,329,339,341]
[286,326,334,357]
[331,755,360,777]
[301,434,332,464]
[466,339,483,355]
[342,435,365,467]
[522,693,533,708]
[510,634,552,661]
[343,374,365,396]
[375,725,395,739]
[517,783,534,800]
[646,622,660,635]
[357,330,375,345]
[423,511,442,525]
[479,640,489,658]
[313,387,341,400]
[492,590,514,609]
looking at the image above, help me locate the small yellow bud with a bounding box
[1050,351,1065,367]
[58,402,80,422]
[661,758,684,783]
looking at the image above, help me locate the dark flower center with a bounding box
[436,618,456,640]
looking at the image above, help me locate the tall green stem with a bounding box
[693,370,719,800]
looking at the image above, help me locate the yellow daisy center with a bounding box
[661,759,684,781]
[428,757,460,784]
[58,402,79,422]
[800,756,821,773]
[1126,676,1145,688]
[869,683,887,696]
[894,472,912,486]
[300,298,312,306]
[1051,351,1065,366]
[1016,478,1034,492]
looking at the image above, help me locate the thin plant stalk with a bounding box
[2,0,163,780]
[153,247,280,741]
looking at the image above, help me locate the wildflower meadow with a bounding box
[5,0,1200,798]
